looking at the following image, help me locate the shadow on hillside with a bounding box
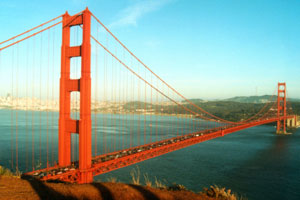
[92,182,114,200]
[21,175,160,200]
[91,182,160,200]
[129,184,160,200]
[21,175,77,200]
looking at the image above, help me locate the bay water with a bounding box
[0,109,299,200]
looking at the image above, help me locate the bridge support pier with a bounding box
[59,8,93,183]
[276,82,287,134]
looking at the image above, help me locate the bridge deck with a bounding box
[26,116,294,182]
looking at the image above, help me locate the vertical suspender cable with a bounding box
[32,36,35,170]
[111,45,114,153]
[114,46,117,151]
[26,39,29,171]
[144,65,146,145]
[150,73,152,143]
[160,82,163,140]
[125,61,129,149]
[39,33,43,166]
[130,57,134,148]
[167,87,170,138]
[138,64,140,146]
[122,48,125,150]
[51,28,55,166]
[11,43,14,170]
[15,43,19,171]
[46,29,50,168]
[103,32,108,154]
[118,48,121,149]
[156,78,158,142]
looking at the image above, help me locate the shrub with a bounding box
[201,185,242,200]
[167,183,188,191]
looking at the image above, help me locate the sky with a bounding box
[0,0,300,99]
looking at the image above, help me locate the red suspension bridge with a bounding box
[0,8,297,183]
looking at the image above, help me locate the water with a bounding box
[0,109,299,200]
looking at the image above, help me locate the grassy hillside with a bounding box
[223,95,300,103]
[0,175,245,200]
[122,100,300,122]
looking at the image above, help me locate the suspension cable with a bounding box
[91,13,277,125]
[0,15,63,46]
[91,35,216,121]
[0,21,62,51]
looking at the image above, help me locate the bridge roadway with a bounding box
[26,116,294,183]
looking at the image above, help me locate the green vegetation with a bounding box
[200,185,247,200]
[224,95,300,103]
[181,98,205,103]
[167,183,188,191]
[186,101,266,122]
[158,101,270,122]
[123,98,300,122]
[224,95,274,103]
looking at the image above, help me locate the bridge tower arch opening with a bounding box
[276,82,287,134]
[58,8,93,183]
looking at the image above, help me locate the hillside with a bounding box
[0,175,240,200]
[223,95,300,103]
[181,98,205,103]
[121,99,300,122]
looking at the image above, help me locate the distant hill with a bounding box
[223,95,300,103]
[181,98,205,103]
[287,98,300,102]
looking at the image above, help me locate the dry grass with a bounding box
[154,176,167,189]
[143,173,152,187]
[0,165,21,178]
[0,176,218,200]
[130,166,141,185]
[0,165,13,176]
[14,168,22,177]
[106,176,118,183]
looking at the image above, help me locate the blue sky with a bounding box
[0,0,300,99]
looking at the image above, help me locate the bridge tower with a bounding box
[58,8,93,183]
[276,82,287,134]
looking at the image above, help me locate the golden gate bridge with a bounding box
[0,8,297,183]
